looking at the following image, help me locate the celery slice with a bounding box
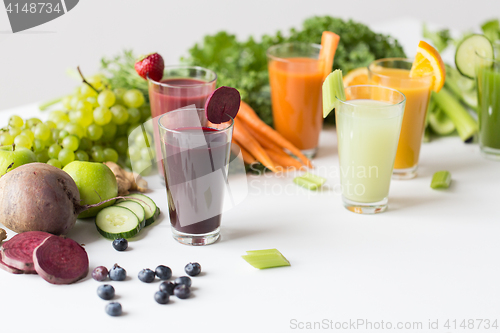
[322,69,346,118]
[293,177,320,190]
[242,249,290,269]
[301,172,326,186]
[431,170,452,189]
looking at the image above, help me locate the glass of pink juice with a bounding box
[148,66,217,174]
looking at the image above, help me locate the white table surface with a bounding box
[1,22,500,333]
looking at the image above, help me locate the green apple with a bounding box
[63,161,118,218]
[0,145,37,177]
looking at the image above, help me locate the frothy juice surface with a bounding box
[370,68,432,170]
[268,57,324,151]
[162,127,230,235]
[336,99,403,203]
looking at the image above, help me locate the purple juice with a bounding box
[162,127,231,235]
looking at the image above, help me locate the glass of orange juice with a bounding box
[267,43,325,158]
[368,58,433,179]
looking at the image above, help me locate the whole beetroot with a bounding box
[0,163,82,235]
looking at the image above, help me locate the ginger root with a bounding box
[0,228,6,243]
[104,162,148,196]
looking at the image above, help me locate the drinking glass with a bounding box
[336,85,405,214]
[158,108,234,245]
[267,42,325,158]
[368,58,433,179]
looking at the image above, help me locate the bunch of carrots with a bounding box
[232,101,313,172]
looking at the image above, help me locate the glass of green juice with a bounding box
[336,85,406,214]
[476,49,500,160]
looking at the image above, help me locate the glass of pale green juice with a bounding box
[336,85,405,214]
[476,48,500,160]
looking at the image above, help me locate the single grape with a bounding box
[110,105,129,125]
[62,96,72,110]
[68,110,79,124]
[140,147,155,161]
[113,88,126,104]
[123,89,145,108]
[76,100,93,113]
[32,139,46,153]
[35,150,50,163]
[128,146,141,161]
[48,144,62,159]
[34,123,51,141]
[26,118,42,129]
[135,132,153,149]
[139,104,151,121]
[87,96,99,107]
[88,75,106,90]
[48,110,70,124]
[44,120,57,129]
[80,84,97,98]
[103,148,119,162]
[8,115,23,128]
[79,137,92,151]
[76,109,93,127]
[114,137,128,155]
[62,135,79,151]
[47,159,62,169]
[91,146,105,162]
[56,121,69,130]
[58,130,69,140]
[127,108,141,124]
[0,132,14,145]
[94,106,112,126]
[92,266,108,282]
[51,129,60,142]
[70,96,81,109]
[9,127,21,137]
[64,123,85,139]
[98,90,116,108]
[14,134,32,149]
[75,150,89,161]
[58,148,75,166]
[21,129,34,141]
[87,124,103,141]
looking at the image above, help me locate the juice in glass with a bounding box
[267,43,325,157]
[476,52,500,160]
[336,85,405,214]
[369,58,433,179]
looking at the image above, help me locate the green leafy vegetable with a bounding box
[182,16,406,126]
[423,23,453,52]
[481,19,500,43]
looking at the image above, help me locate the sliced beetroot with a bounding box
[33,235,89,285]
[0,251,23,274]
[1,231,52,273]
[204,86,241,124]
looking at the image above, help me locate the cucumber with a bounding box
[455,34,494,79]
[116,200,146,229]
[122,194,159,227]
[95,206,141,239]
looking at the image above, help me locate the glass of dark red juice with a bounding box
[148,66,217,174]
[158,107,234,246]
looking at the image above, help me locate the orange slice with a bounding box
[343,67,369,86]
[409,40,446,92]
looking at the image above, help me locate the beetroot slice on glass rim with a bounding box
[0,251,23,274]
[0,231,52,273]
[33,236,89,285]
[204,86,241,124]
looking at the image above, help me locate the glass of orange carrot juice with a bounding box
[368,58,433,179]
[267,43,325,158]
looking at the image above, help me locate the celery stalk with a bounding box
[431,171,452,189]
[431,87,478,141]
[242,249,290,269]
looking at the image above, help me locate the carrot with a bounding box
[319,31,340,79]
[266,149,305,171]
[233,117,277,172]
[237,101,314,168]
[233,139,256,164]
[242,121,285,154]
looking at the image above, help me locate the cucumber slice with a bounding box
[116,200,146,229]
[123,194,159,226]
[96,206,141,239]
[455,34,494,79]
[322,69,346,118]
[429,109,456,135]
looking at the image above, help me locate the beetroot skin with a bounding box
[204,86,241,124]
[0,231,52,273]
[33,235,89,285]
[0,251,23,274]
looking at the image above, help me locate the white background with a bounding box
[0,0,500,110]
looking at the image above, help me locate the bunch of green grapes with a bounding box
[0,74,155,172]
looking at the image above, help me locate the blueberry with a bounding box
[138,269,155,283]
[159,281,176,295]
[155,265,172,280]
[92,266,108,281]
[97,284,115,300]
[105,302,122,316]
[174,285,190,299]
[112,238,128,251]
[154,291,170,304]
[109,264,127,281]
[184,262,201,276]
[175,276,191,288]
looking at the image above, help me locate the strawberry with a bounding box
[134,53,164,82]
